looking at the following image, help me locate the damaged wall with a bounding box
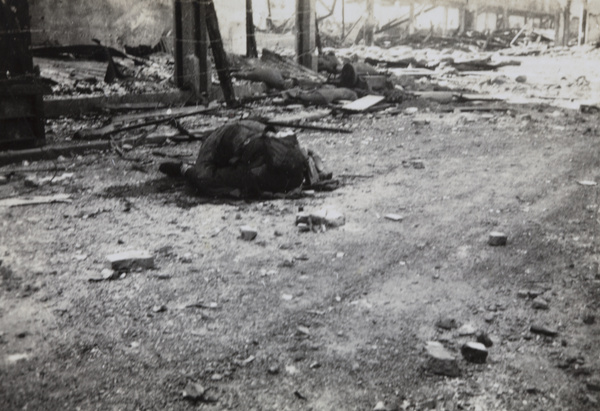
[29,0,172,47]
[29,0,245,53]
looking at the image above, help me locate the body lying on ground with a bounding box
[159,120,332,197]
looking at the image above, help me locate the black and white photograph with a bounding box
[1,0,600,409]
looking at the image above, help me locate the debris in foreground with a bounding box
[530,324,558,337]
[425,341,460,377]
[182,381,206,402]
[106,250,155,271]
[461,342,488,363]
[296,207,346,231]
[488,231,507,246]
[240,226,258,241]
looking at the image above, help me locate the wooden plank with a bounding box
[0,194,72,208]
[387,68,435,77]
[341,95,385,112]
[438,105,510,113]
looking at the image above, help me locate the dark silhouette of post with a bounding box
[296,0,317,71]
[205,0,237,107]
[246,0,258,58]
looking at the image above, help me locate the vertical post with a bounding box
[1,0,34,78]
[460,7,466,34]
[563,0,571,46]
[341,0,345,40]
[296,0,317,71]
[555,9,562,44]
[442,6,448,36]
[246,0,258,57]
[205,0,237,107]
[365,0,374,45]
[0,0,45,150]
[266,0,273,30]
[503,6,509,29]
[195,0,210,95]
[578,0,587,46]
[409,2,415,35]
[174,0,210,100]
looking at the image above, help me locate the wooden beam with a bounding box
[246,0,258,58]
[296,0,317,71]
[173,0,210,101]
[205,0,237,107]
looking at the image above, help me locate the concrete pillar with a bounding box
[296,0,317,70]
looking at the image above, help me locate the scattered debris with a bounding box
[530,324,558,337]
[240,226,258,241]
[182,381,206,402]
[476,331,494,348]
[341,95,386,112]
[435,318,458,330]
[152,305,167,313]
[456,323,477,336]
[488,232,508,246]
[532,297,549,310]
[88,268,121,282]
[461,342,488,363]
[106,250,155,271]
[5,353,30,364]
[296,207,345,231]
[0,194,72,208]
[577,180,597,187]
[297,325,311,336]
[294,390,307,400]
[234,355,256,366]
[425,341,460,377]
